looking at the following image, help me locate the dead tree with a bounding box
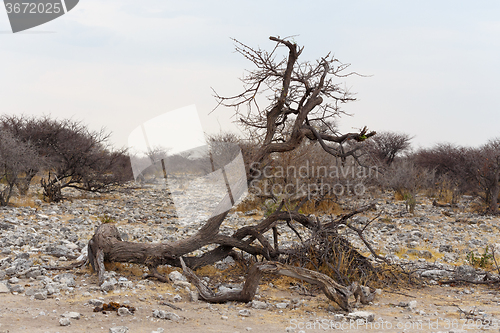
[212,36,375,177]
[87,36,377,309]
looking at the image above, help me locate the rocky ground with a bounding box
[1,183,500,332]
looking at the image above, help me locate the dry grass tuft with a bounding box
[104,262,146,277]
[299,198,344,215]
[235,196,263,213]
[9,196,38,208]
[394,191,405,201]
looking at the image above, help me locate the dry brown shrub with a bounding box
[104,262,145,277]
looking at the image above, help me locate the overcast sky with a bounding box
[1,0,499,152]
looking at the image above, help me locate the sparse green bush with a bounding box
[466,246,493,268]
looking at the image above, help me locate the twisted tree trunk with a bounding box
[84,35,379,310]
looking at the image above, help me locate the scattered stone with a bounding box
[88,299,104,307]
[239,309,251,317]
[0,283,9,294]
[34,291,48,300]
[333,314,345,321]
[419,250,433,259]
[9,284,24,294]
[244,209,259,216]
[215,256,236,270]
[251,300,268,309]
[454,265,477,281]
[8,277,19,284]
[26,269,42,279]
[62,311,81,319]
[439,244,453,253]
[109,327,129,333]
[168,271,186,282]
[173,280,191,289]
[152,309,180,321]
[189,291,198,302]
[275,302,289,309]
[118,307,133,316]
[53,273,76,287]
[46,245,75,259]
[2,179,500,331]
[59,317,71,326]
[420,269,452,278]
[408,241,419,249]
[347,311,375,322]
[101,279,117,292]
[151,329,164,333]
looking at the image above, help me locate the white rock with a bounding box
[333,314,344,321]
[0,283,10,294]
[420,269,451,278]
[109,327,129,333]
[8,277,19,284]
[151,329,164,333]
[251,300,268,309]
[59,317,71,326]
[275,302,289,309]
[173,280,191,288]
[53,273,76,287]
[101,279,117,292]
[168,271,186,282]
[239,309,251,317]
[189,291,198,302]
[118,307,132,316]
[62,311,81,319]
[152,309,180,321]
[34,291,48,300]
[348,311,375,322]
[88,299,104,307]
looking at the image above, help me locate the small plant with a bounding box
[404,192,416,214]
[466,246,493,268]
[100,214,116,224]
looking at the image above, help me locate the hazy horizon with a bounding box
[1,1,499,151]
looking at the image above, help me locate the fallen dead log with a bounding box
[180,257,376,312]
[83,199,379,312]
[85,205,322,285]
[87,212,230,285]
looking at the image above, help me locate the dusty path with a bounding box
[2,280,500,333]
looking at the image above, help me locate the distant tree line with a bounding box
[0,115,133,205]
[414,139,500,213]
[208,130,500,215]
[362,132,500,214]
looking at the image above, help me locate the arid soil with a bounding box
[2,184,500,332]
[1,280,500,333]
